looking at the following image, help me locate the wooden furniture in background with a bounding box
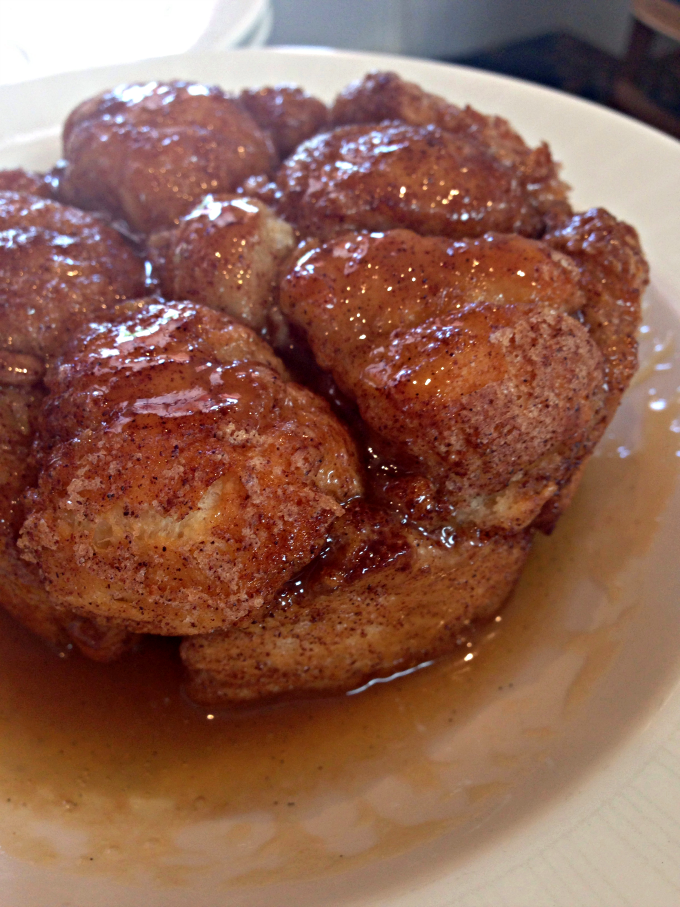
[612,0,680,137]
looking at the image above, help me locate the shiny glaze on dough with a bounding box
[239,84,329,159]
[0,190,147,659]
[281,228,611,530]
[149,194,295,337]
[0,191,145,359]
[58,81,277,234]
[277,122,544,240]
[332,70,570,218]
[0,379,133,662]
[182,500,531,703]
[19,300,362,635]
[0,75,649,710]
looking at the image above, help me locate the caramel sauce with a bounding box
[0,286,679,894]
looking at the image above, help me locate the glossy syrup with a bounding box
[0,289,679,890]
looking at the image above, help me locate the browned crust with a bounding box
[18,300,362,635]
[0,75,648,707]
[331,70,571,220]
[58,81,277,234]
[239,84,329,159]
[181,503,532,704]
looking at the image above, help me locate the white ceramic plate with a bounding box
[1,48,680,907]
[0,0,272,85]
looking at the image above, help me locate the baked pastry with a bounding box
[0,191,144,359]
[19,300,362,635]
[148,193,295,340]
[0,71,648,705]
[239,84,330,159]
[331,70,570,219]
[56,81,277,235]
[182,501,532,703]
[0,189,146,659]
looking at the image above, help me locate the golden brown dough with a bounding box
[280,228,607,530]
[148,194,295,338]
[180,209,645,705]
[239,84,329,158]
[0,191,145,360]
[0,378,134,662]
[0,168,55,198]
[544,208,648,424]
[0,190,145,656]
[275,122,545,240]
[331,70,570,218]
[534,207,649,530]
[181,502,532,704]
[0,381,56,639]
[58,81,277,235]
[1,74,648,703]
[19,300,362,635]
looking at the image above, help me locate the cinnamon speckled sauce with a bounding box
[0,280,678,902]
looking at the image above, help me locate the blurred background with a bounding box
[0,0,678,137]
